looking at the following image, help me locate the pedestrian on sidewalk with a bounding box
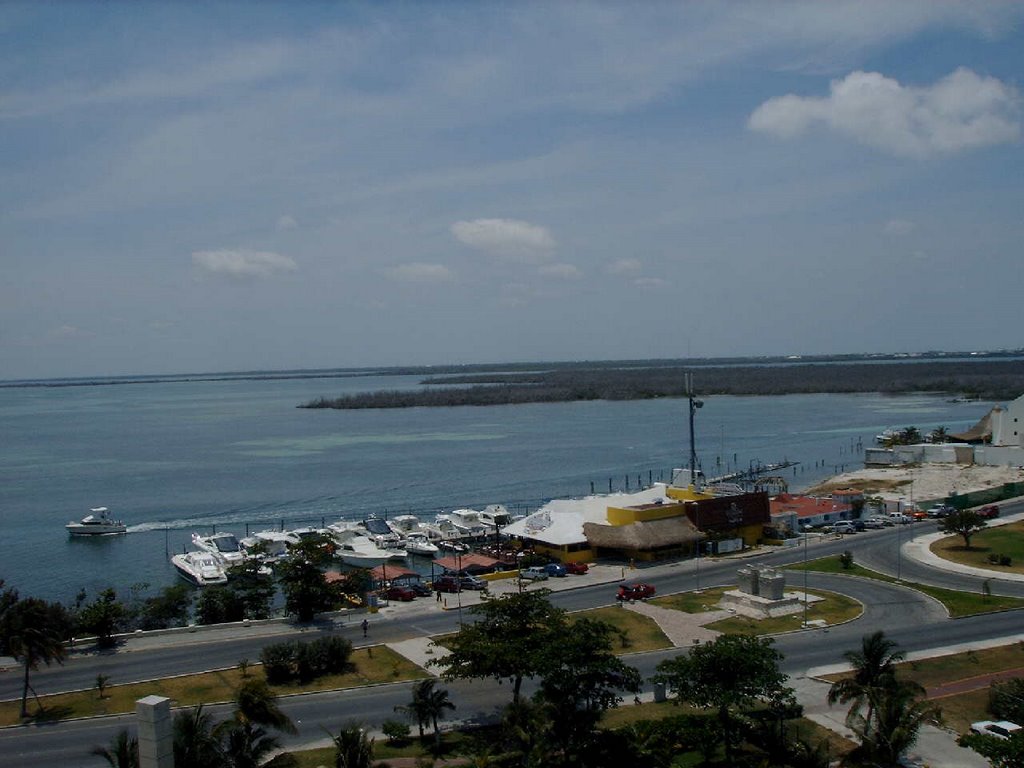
[361,618,368,638]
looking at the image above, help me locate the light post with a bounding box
[456,551,463,627]
[802,530,809,627]
[687,373,704,590]
[896,497,903,582]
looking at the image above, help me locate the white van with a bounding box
[888,512,912,525]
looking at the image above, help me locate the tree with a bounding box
[76,588,128,648]
[990,677,1024,725]
[929,426,950,444]
[435,589,564,705]
[535,617,642,760]
[831,632,938,766]
[137,583,193,630]
[330,722,375,768]
[2,597,71,718]
[90,729,139,768]
[940,509,988,548]
[226,559,276,620]
[275,534,340,622]
[652,633,793,762]
[827,630,905,728]
[397,679,455,748]
[959,730,1024,768]
[195,585,246,625]
[216,679,298,768]
[173,704,222,768]
[846,680,940,766]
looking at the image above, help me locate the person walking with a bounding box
[361,618,368,638]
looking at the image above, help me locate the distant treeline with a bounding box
[299,359,1024,410]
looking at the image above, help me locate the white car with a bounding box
[833,521,857,534]
[862,517,886,529]
[970,720,1022,740]
[520,566,549,581]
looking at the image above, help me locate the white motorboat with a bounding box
[327,523,392,568]
[478,504,512,529]
[240,530,293,562]
[191,532,244,566]
[66,507,127,536]
[447,508,488,539]
[403,531,439,557]
[358,515,403,548]
[422,515,465,543]
[171,551,228,586]
[390,514,426,535]
[437,539,469,554]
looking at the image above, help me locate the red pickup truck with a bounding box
[616,583,656,601]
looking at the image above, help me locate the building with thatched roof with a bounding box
[500,480,770,563]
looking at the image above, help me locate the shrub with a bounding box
[990,678,1024,724]
[1000,555,1013,567]
[839,550,854,570]
[382,719,411,744]
[259,636,355,685]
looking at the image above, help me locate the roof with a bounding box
[435,553,500,572]
[950,407,997,443]
[583,516,703,550]
[501,484,672,546]
[770,493,852,519]
[369,565,418,580]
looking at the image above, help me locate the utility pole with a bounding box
[687,373,704,590]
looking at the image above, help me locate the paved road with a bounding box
[3,504,1024,766]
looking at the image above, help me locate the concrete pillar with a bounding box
[737,566,758,596]
[136,695,174,768]
[653,682,667,702]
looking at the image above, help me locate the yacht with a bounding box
[171,551,228,586]
[358,515,403,548]
[240,530,293,562]
[403,531,439,557]
[66,507,127,536]
[327,523,393,568]
[447,508,488,539]
[478,504,512,530]
[191,532,244,566]
[422,514,464,544]
[390,514,427,535]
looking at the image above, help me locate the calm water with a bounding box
[0,374,992,602]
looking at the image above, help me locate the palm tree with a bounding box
[215,678,299,768]
[400,679,455,748]
[3,598,69,718]
[173,704,222,768]
[846,681,940,766]
[329,722,374,768]
[827,630,907,727]
[90,729,139,768]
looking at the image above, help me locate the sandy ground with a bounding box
[805,462,1024,504]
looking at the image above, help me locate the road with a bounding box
[2,503,1023,766]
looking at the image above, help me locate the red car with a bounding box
[979,505,1000,519]
[383,585,416,601]
[565,561,589,575]
[616,583,656,601]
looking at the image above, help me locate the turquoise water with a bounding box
[0,374,991,602]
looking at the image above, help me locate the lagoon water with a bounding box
[0,372,992,602]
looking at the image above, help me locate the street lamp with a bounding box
[687,372,704,590]
[802,530,809,627]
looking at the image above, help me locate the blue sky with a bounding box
[2,2,1022,379]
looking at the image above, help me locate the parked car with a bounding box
[543,563,567,577]
[888,513,912,525]
[565,561,589,575]
[862,517,886,529]
[970,720,1021,740]
[383,585,416,602]
[459,575,487,590]
[520,566,549,581]
[616,583,656,601]
[407,582,433,597]
[833,521,857,534]
[433,575,462,593]
[851,519,866,532]
[979,504,1001,519]
[927,504,955,518]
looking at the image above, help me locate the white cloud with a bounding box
[451,218,555,262]
[538,263,582,280]
[48,324,94,340]
[749,68,1021,157]
[605,258,642,275]
[884,218,916,235]
[276,215,298,231]
[192,249,297,278]
[384,263,455,283]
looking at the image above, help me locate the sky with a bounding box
[2,2,1023,380]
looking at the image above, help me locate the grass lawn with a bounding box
[0,646,425,727]
[650,586,862,635]
[785,556,1024,617]
[572,606,673,653]
[931,521,1024,575]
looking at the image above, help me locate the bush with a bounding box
[839,550,854,570]
[1000,555,1013,567]
[382,719,411,744]
[259,636,355,685]
[990,678,1024,724]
